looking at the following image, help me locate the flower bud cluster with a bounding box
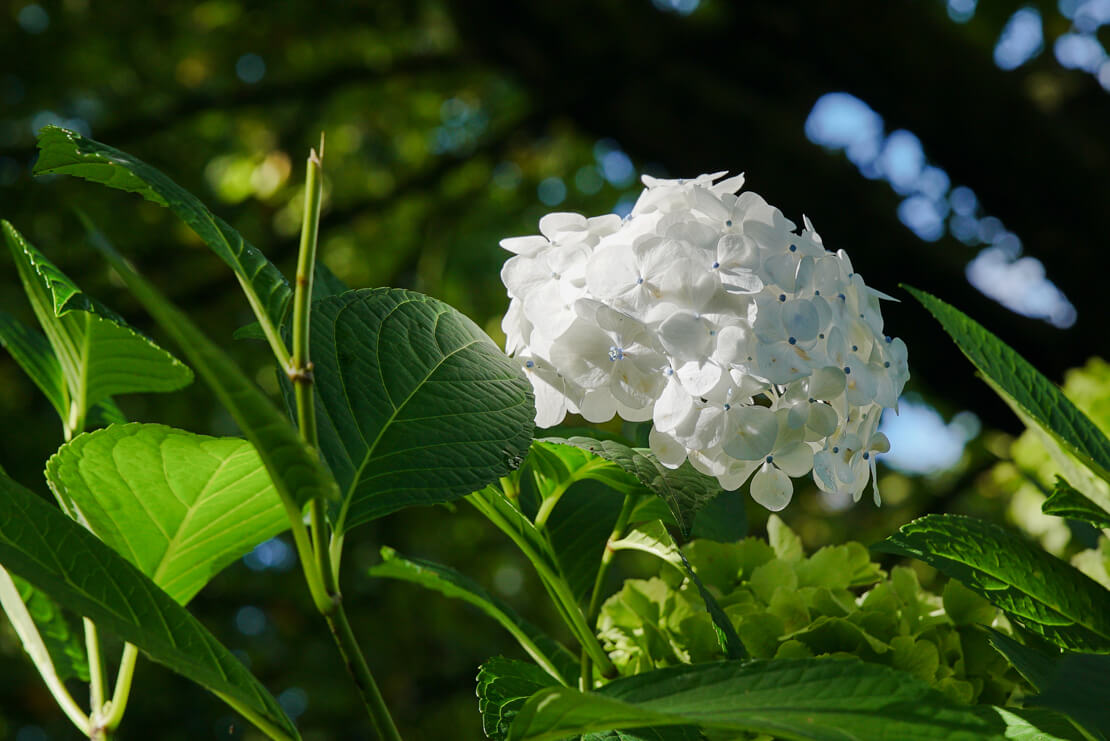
[500,172,908,510]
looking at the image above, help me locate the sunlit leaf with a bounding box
[0,470,299,740]
[874,514,1110,652]
[1042,476,1110,529]
[537,438,721,537]
[46,423,288,604]
[907,286,1110,514]
[2,221,192,420]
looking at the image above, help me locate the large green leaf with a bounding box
[0,470,298,740]
[33,126,291,330]
[46,423,288,604]
[507,658,1008,740]
[477,658,699,741]
[477,656,562,740]
[907,287,1110,512]
[369,547,577,684]
[690,490,746,543]
[88,236,338,511]
[1042,476,1110,529]
[2,221,192,418]
[309,288,533,532]
[874,514,1110,652]
[538,438,722,537]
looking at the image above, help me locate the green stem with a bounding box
[102,643,138,732]
[580,493,638,689]
[288,137,401,741]
[84,619,106,712]
[290,139,323,451]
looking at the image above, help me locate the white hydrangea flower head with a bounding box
[499,172,909,511]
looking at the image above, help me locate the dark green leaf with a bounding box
[34,127,291,329]
[477,657,561,740]
[508,658,1004,740]
[369,547,576,684]
[46,423,289,604]
[906,286,1110,512]
[88,236,338,511]
[540,438,722,537]
[690,490,746,543]
[3,220,192,416]
[310,289,533,531]
[0,470,299,740]
[545,480,626,601]
[988,630,1110,739]
[678,550,746,661]
[874,514,1110,652]
[0,309,66,419]
[1043,476,1110,528]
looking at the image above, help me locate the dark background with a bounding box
[1,1,1107,738]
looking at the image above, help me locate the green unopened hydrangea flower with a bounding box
[597,516,1028,706]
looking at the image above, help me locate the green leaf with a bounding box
[678,550,746,660]
[309,288,533,532]
[45,423,288,604]
[33,126,291,330]
[0,470,299,740]
[540,438,722,537]
[507,658,1005,741]
[2,221,192,418]
[874,514,1110,652]
[369,547,576,684]
[88,236,338,511]
[0,568,88,683]
[1043,476,1110,528]
[981,707,1087,741]
[234,263,349,342]
[477,657,561,740]
[690,490,746,543]
[988,630,1110,739]
[544,480,626,601]
[906,286,1110,512]
[610,521,685,574]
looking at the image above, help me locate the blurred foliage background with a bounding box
[2,0,1109,738]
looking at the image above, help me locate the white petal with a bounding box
[649,427,688,468]
[750,463,793,511]
[722,405,777,461]
[806,403,839,438]
[586,244,640,299]
[756,342,810,385]
[653,375,694,432]
[658,311,712,361]
[808,366,846,400]
[500,235,549,255]
[539,212,588,239]
[772,441,814,478]
[578,388,617,423]
[781,299,819,343]
[675,359,723,397]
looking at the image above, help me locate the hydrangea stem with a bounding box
[580,493,637,689]
[289,138,402,741]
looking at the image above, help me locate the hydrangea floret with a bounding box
[500,172,909,510]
